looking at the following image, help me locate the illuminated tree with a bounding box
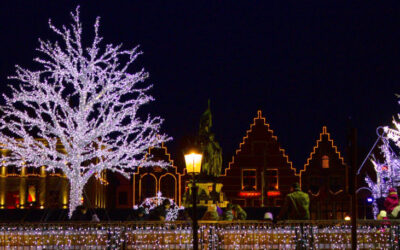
[0,7,169,217]
[365,141,400,217]
[364,110,400,218]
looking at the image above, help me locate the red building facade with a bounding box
[299,126,350,219]
[221,111,299,207]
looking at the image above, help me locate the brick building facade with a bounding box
[300,126,350,219]
[221,111,299,207]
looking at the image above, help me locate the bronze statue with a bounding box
[198,100,222,178]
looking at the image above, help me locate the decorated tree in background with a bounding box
[364,103,400,218]
[365,140,400,217]
[0,7,169,217]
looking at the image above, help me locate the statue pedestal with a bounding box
[183,181,229,208]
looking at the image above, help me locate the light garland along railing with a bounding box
[0,220,399,249]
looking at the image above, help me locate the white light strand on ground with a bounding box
[0,223,395,248]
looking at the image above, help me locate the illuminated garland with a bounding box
[134,192,184,221]
[0,6,169,217]
[0,223,396,248]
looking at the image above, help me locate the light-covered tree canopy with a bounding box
[0,7,169,216]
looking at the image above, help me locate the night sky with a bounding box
[1,1,400,170]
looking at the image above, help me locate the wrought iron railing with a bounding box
[0,220,398,249]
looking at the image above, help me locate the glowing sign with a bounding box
[267,191,281,197]
[239,191,261,197]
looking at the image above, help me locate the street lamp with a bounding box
[184,152,202,250]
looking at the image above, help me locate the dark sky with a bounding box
[1,1,400,170]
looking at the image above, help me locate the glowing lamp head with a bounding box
[367,197,373,203]
[184,152,202,175]
[344,216,351,221]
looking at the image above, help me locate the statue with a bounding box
[198,100,223,178]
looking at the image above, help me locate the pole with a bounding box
[192,171,198,250]
[349,128,357,250]
[261,164,265,207]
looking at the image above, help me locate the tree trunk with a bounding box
[68,180,83,218]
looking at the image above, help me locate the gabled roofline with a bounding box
[222,110,298,177]
[134,142,184,176]
[299,126,345,175]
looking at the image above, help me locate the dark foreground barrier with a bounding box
[0,220,398,249]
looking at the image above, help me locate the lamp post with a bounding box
[184,152,202,250]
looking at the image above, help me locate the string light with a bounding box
[0,6,170,217]
[365,127,400,218]
[135,191,184,221]
[0,222,396,248]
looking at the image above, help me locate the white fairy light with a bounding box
[365,109,400,218]
[0,222,395,248]
[135,191,183,221]
[365,140,400,218]
[0,6,169,217]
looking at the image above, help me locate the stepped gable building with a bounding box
[299,126,350,220]
[221,110,299,207]
[132,143,184,207]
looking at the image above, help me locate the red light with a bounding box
[382,166,388,171]
[239,191,261,197]
[267,191,281,197]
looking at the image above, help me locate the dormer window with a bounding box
[322,155,329,168]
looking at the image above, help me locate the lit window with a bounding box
[322,155,329,168]
[265,169,279,190]
[242,169,257,191]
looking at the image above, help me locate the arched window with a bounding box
[322,155,329,168]
[159,174,176,200]
[140,174,157,202]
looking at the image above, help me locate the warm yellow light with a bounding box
[344,216,351,221]
[184,152,202,175]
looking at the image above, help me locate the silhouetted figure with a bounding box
[384,188,399,215]
[222,203,234,221]
[233,204,247,220]
[134,207,146,221]
[278,182,310,220]
[264,212,274,222]
[201,205,220,220]
[149,199,171,221]
[71,205,91,221]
